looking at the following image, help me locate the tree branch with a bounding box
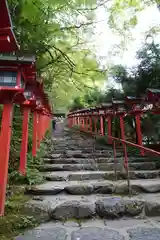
[76,0,109,11]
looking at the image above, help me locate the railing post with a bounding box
[119,115,131,196]
[19,106,30,175]
[89,114,92,133]
[100,115,104,136]
[32,111,38,157]
[86,114,90,133]
[107,116,112,144]
[84,116,86,132]
[69,116,71,128]
[77,116,80,126]
[112,116,117,180]
[94,116,98,135]
[0,103,13,216]
[80,116,83,131]
[135,114,144,156]
[37,113,41,148]
[37,113,42,149]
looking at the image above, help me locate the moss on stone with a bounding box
[0,187,39,240]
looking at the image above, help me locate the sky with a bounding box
[93,3,160,89]
[95,4,160,68]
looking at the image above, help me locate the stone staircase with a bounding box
[25,128,160,221]
[16,126,160,240]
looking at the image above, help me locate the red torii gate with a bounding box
[0,0,52,216]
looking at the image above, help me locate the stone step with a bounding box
[38,162,157,172]
[25,192,160,220]
[15,218,160,240]
[47,152,104,158]
[44,170,160,181]
[43,157,154,165]
[48,152,117,158]
[26,179,160,196]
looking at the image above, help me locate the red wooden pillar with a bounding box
[86,116,89,132]
[71,116,73,127]
[119,116,128,169]
[80,116,83,130]
[32,111,38,157]
[0,103,13,216]
[85,116,88,132]
[135,114,144,156]
[36,113,40,149]
[107,116,112,144]
[100,115,104,136]
[82,116,85,131]
[119,114,131,195]
[19,106,30,175]
[89,115,92,133]
[94,116,97,134]
[83,116,86,132]
[37,113,42,149]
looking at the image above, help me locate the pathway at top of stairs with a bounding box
[16,123,160,240]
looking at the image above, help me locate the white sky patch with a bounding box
[94,4,160,68]
[91,4,160,89]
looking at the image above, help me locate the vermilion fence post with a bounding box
[100,115,104,136]
[113,140,117,180]
[83,116,86,132]
[32,111,38,157]
[77,116,80,126]
[84,116,87,132]
[37,113,42,149]
[135,114,144,156]
[82,116,85,131]
[19,106,30,175]
[80,116,82,131]
[119,115,131,196]
[87,115,89,132]
[70,116,72,127]
[69,116,72,128]
[112,117,117,180]
[107,116,112,144]
[0,103,13,216]
[73,116,75,126]
[94,116,97,134]
[89,115,92,133]
[37,113,40,149]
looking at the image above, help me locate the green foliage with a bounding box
[110,41,160,142]
[8,0,106,112]
[0,188,38,240]
[8,105,50,185]
[70,39,160,144]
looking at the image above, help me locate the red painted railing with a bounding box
[67,93,160,195]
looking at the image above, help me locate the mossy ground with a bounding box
[0,187,39,240]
